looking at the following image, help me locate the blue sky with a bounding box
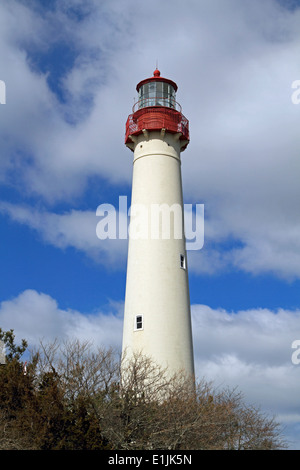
[0,0,300,448]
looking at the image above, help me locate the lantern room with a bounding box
[136,69,177,110]
[125,69,190,151]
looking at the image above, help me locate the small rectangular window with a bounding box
[135,315,143,331]
[180,254,186,269]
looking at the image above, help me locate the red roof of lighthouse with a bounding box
[136,69,178,92]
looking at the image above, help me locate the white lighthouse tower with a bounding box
[122,69,194,378]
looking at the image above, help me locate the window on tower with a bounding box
[135,315,143,331]
[180,254,186,270]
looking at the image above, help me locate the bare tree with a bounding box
[90,350,287,450]
[0,334,287,450]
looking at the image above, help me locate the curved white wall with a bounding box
[122,131,194,378]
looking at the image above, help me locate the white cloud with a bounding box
[0,0,299,278]
[0,0,133,200]
[191,303,300,448]
[0,201,128,267]
[0,289,123,351]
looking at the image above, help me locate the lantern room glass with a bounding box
[138,81,176,109]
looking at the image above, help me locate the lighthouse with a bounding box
[122,69,194,378]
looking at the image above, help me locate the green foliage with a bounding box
[33,371,109,450]
[0,330,109,450]
[0,328,27,362]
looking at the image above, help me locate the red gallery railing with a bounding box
[125,105,189,151]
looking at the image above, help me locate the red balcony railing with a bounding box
[125,106,189,151]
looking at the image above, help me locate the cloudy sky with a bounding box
[0,0,300,449]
